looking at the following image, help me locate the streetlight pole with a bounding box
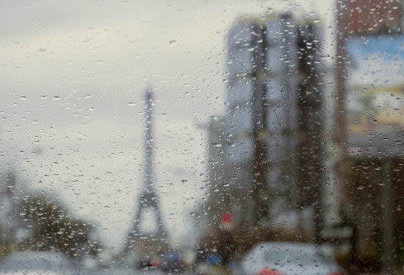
[382,159,394,274]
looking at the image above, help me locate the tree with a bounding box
[18,193,102,260]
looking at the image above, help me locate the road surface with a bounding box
[85,267,194,275]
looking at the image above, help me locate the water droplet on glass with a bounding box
[211,143,222,148]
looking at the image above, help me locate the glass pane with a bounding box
[0,0,402,274]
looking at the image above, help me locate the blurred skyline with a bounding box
[0,0,334,250]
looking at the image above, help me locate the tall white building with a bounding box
[219,13,325,231]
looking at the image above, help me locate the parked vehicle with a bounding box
[160,251,185,272]
[136,255,159,269]
[0,251,73,275]
[241,242,344,275]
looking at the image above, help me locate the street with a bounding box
[85,267,194,275]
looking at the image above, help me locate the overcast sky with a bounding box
[0,0,335,251]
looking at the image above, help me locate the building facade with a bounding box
[204,13,326,236]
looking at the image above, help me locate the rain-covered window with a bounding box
[0,0,403,274]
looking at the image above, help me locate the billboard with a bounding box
[346,35,404,155]
[338,0,401,35]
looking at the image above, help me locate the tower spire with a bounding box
[144,86,154,191]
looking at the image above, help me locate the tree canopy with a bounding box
[18,194,102,259]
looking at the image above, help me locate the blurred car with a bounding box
[0,251,73,275]
[241,242,344,275]
[136,255,159,269]
[160,251,185,272]
[195,263,211,275]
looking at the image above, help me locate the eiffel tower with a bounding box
[125,86,168,254]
